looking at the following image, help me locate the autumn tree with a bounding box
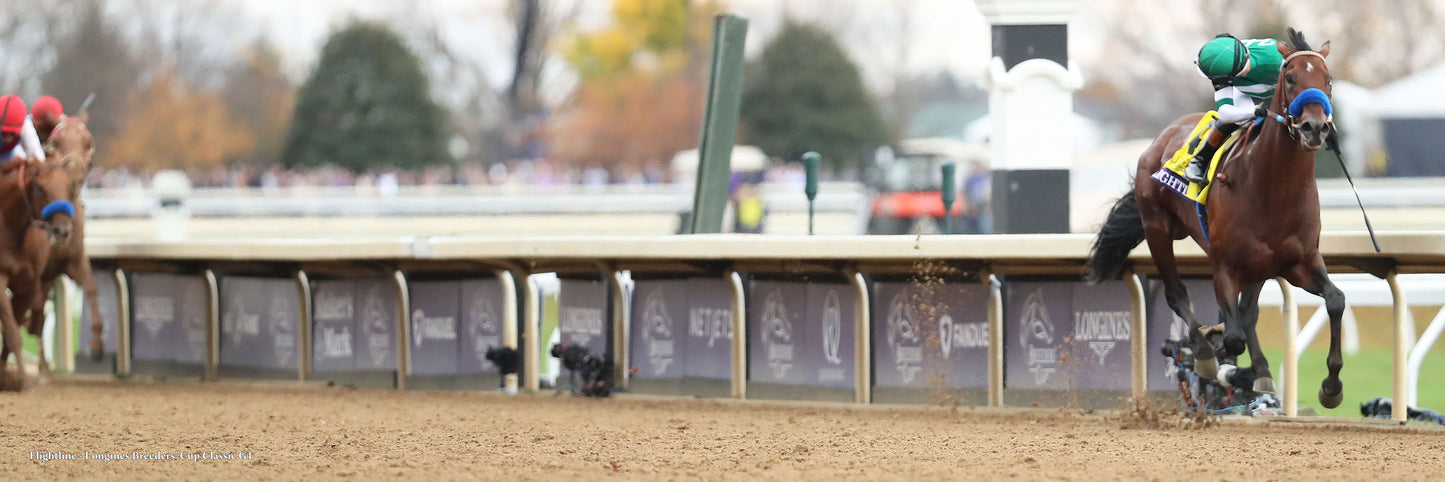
[740,21,890,174]
[220,41,295,166]
[41,0,144,162]
[547,0,723,172]
[106,72,254,171]
[282,21,451,173]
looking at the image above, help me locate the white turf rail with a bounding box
[80,231,1443,423]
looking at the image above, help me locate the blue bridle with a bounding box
[41,199,75,220]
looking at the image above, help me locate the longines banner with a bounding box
[628,278,733,380]
[1005,281,1133,390]
[1145,278,1219,391]
[78,270,120,357]
[558,279,609,357]
[748,280,856,388]
[311,279,398,372]
[130,273,207,364]
[871,281,989,389]
[219,276,300,370]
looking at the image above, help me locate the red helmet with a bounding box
[31,95,62,122]
[0,95,26,134]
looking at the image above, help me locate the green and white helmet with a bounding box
[1196,34,1250,81]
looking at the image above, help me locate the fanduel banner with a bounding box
[558,279,608,357]
[871,281,989,389]
[219,276,300,370]
[78,270,120,357]
[748,280,856,388]
[130,273,207,364]
[409,280,461,375]
[1145,278,1219,390]
[1005,281,1133,390]
[628,278,733,380]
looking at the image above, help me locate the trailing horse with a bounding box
[1088,28,1347,409]
[0,157,79,389]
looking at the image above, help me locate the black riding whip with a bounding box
[1327,131,1381,253]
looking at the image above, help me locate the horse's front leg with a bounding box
[0,274,31,390]
[66,257,107,362]
[1213,268,1247,359]
[1236,280,1275,394]
[1286,258,1345,409]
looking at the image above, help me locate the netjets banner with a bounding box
[748,280,856,388]
[871,281,989,389]
[219,276,300,370]
[1005,281,1133,390]
[628,278,733,380]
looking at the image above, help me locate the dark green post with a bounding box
[687,14,749,234]
[940,162,957,235]
[803,152,820,235]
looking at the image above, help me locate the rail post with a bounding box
[987,272,1004,407]
[204,269,220,381]
[522,272,540,393]
[609,269,630,389]
[847,268,870,404]
[393,270,411,390]
[1127,269,1146,399]
[1278,277,1299,417]
[55,277,74,374]
[727,269,747,399]
[1388,269,1408,423]
[115,269,131,377]
[497,270,520,393]
[295,270,312,381]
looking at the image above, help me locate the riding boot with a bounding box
[1183,121,1239,186]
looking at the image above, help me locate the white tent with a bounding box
[1365,64,1445,176]
[670,145,768,182]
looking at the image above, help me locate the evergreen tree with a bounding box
[741,22,891,173]
[283,21,450,172]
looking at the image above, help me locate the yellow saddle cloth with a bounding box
[1152,111,1242,204]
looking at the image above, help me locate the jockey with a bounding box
[23,95,64,159]
[1183,34,1284,185]
[1,94,28,163]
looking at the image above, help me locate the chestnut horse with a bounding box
[21,117,105,369]
[1088,28,1346,408]
[0,157,78,389]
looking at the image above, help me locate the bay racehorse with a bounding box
[1087,28,1347,408]
[0,157,78,389]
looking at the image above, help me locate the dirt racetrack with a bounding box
[2,380,1442,480]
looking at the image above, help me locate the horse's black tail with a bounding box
[1086,188,1146,284]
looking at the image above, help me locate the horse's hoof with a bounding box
[1222,333,1247,357]
[1318,379,1343,409]
[1194,356,1219,380]
[1253,377,1276,394]
[88,346,103,362]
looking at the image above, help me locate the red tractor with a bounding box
[865,138,989,234]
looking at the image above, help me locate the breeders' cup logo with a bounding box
[761,289,794,380]
[182,283,208,362]
[224,298,259,348]
[822,290,843,365]
[641,289,675,374]
[885,291,923,383]
[271,294,296,366]
[135,296,173,340]
[466,294,502,367]
[1019,289,1057,386]
[361,284,391,366]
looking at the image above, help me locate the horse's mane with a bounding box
[1287,28,1313,51]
